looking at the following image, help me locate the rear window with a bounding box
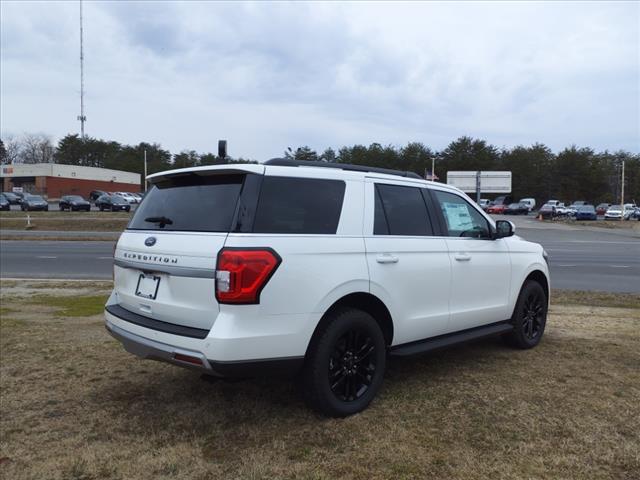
[128,174,244,232]
[253,176,345,234]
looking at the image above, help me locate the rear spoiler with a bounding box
[147,164,265,184]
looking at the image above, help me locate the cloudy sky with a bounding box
[1,1,638,159]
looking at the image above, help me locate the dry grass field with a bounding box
[0,281,638,480]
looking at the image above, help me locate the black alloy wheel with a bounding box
[521,290,544,342]
[504,280,548,349]
[328,328,377,402]
[302,308,386,417]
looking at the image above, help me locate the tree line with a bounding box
[0,133,637,205]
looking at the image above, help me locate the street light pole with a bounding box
[620,160,625,221]
[143,149,148,192]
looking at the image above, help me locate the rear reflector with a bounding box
[215,248,281,304]
[173,353,203,365]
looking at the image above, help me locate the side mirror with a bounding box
[494,220,515,239]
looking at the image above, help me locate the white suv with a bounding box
[105,159,550,416]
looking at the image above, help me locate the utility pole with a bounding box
[77,0,86,139]
[476,171,482,204]
[620,160,625,221]
[144,149,148,192]
[431,157,435,182]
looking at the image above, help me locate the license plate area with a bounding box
[135,273,160,300]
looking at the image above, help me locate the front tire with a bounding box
[504,280,548,349]
[302,308,386,417]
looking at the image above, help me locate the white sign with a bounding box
[446,171,512,193]
[12,186,24,193]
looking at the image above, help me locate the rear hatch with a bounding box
[113,166,263,332]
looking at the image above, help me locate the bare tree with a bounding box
[18,133,55,164]
[2,135,22,164]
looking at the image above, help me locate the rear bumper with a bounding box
[105,307,304,378]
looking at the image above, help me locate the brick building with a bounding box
[1,163,141,200]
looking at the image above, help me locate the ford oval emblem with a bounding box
[145,237,156,247]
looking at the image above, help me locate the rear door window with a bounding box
[375,184,433,236]
[129,174,244,232]
[253,177,345,234]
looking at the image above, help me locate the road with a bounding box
[0,221,638,292]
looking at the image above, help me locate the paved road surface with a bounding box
[1,222,638,292]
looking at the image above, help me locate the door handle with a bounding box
[454,253,471,262]
[376,254,399,264]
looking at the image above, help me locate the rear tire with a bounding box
[302,308,386,417]
[504,280,548,349]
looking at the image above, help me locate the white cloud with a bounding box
[1,0,638,158]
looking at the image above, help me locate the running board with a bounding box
[390,321,514,357]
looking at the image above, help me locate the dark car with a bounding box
[491,195,514,206]
[504,202,529,215]
[539,204,556,219]
[0,194,10,211]
[59,195,91,212]
[2,192,22,205]
[96,195,131,212]
[595,203,611,215]
[89,190,108,204]
[575,204,597,221]
[20,194,49,211]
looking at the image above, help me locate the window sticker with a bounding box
[441,202,474,231]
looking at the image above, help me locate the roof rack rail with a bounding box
[264,158,423,180]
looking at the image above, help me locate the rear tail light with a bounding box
[215,248,281,304]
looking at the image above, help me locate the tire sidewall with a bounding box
[512,281,548,348]
[309,310,386,416]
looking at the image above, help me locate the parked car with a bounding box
[59,195,91,212]
[491,195,514,206]
[131,192,143,203]
[554,203,570,216]
[0,193,10,211]
[20,194,49,211]
[113,192,139,204]
[478,198,490,210]
[504,202,529,215]
[575,205,597,221]
[96,195,131,212]
[90,190,108,204]
[595,203,611,215]
[487,203,507,214]
[538,204,556,219]
[105,159,550,417]
[519,198,536,212]
[2,192,22,205]
[604,205,635,220]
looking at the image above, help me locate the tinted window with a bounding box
[129,174,244,232]
[253,177,345,234]
[375,184,433,236]
[373,188,389,235]
[433,190,491,238]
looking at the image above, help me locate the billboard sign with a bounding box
[446,171,512,193]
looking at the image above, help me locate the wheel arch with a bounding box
[306,292,394,357]
[511,269,550,319]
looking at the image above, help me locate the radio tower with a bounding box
[77,0,86,139]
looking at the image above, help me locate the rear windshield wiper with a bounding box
[145,216,173,227]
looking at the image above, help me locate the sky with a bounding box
[1,1,639,160]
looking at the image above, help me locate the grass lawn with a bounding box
[0,282,638,479]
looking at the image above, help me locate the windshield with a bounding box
[27,195,44,201]
[579,206,594,212]
[68,196,84,201]
[128,174,244,232]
